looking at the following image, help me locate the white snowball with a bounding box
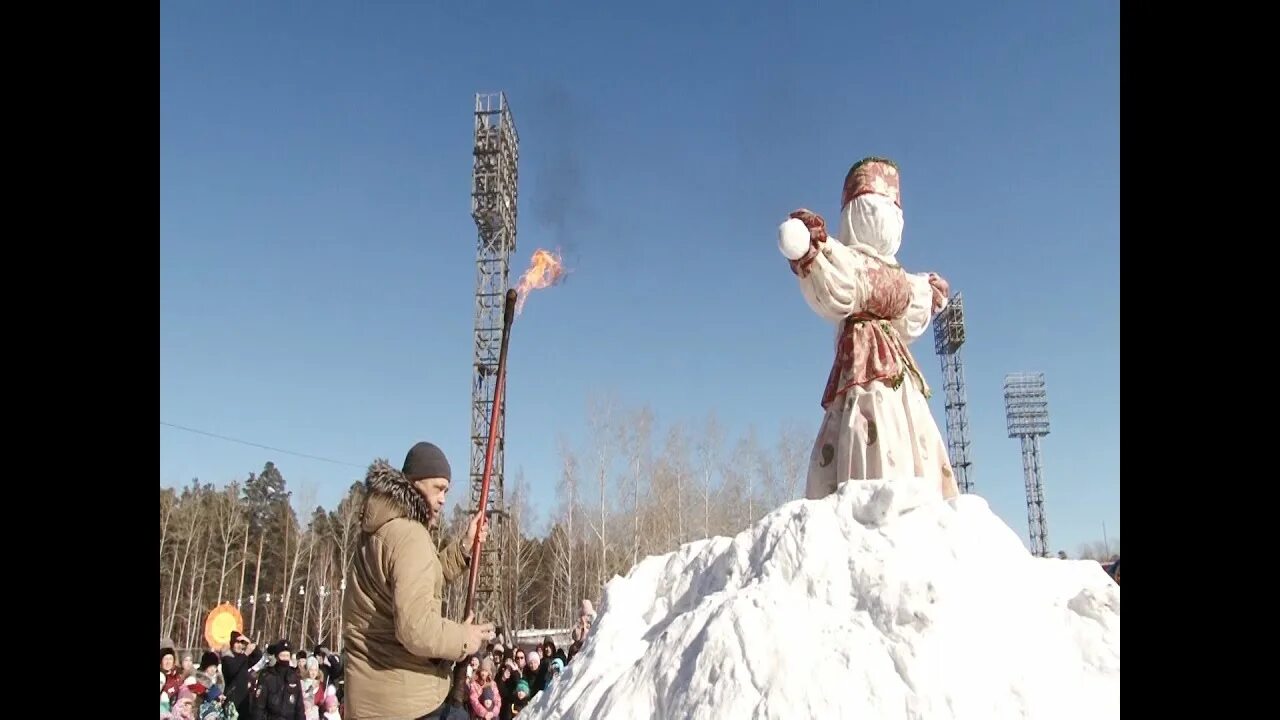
[778,218,812,260]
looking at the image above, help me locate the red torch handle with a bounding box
[463,288,518,621]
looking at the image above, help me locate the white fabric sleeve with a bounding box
[797,241,873,323]
[890,272,935,343]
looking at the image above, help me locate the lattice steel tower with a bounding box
[469,92,519,617]
[1003,372,1051,557]
[932,292,974,494]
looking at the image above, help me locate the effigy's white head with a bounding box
[837,158,904,266]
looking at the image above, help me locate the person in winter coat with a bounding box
[570,600,595,643]
[161,671,172,717]
[253,640,306,720]
[162,648,186,705]
[165,686,199,720]
[200,684,235,720]
[313,644,343,700]
[198,652,223,687]
[182,675,228,720]
[531,640,562,697]
[496,664,518,720]
[507,680,531,718]
[320,694,342,720]
[522,654,544,697]
[301,657,323,720]
[468,658,501,720]
[221,631,262,720]
[342,442,495,720]
[545,658,563,689]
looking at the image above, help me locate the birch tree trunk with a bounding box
[698,413,722,540]
[166,505,198,637]
[299,526,316,647]
[236,519,249,605]
[250,533,264,637]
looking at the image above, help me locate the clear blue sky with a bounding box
[160,0,1119,556]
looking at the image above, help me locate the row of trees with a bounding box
[159,400,812,649]
[159,462,364,652]
[1074,539,1121,561]
[435,400,813,633]
[160,396,1119,651]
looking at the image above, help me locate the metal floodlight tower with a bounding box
[932,292,974,494]
[1003,372,1051,557]
[469,92,519,617]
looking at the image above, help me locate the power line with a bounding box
[159,421,365,469]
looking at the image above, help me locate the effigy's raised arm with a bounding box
[780,209,873,323]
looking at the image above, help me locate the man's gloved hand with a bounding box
[460,612,496,659]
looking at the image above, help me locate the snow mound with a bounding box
[524,479,1119,720]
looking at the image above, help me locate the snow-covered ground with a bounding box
[523,479,1119,720]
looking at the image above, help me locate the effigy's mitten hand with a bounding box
[789,208,828,244]
[927,272,950,312]
[782,209,827,276]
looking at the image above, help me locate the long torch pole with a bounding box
[463,288,518,621]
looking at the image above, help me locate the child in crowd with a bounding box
[164,686,198,720]
[509,679,530,717]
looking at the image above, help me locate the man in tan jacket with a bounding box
[343,442,496,720]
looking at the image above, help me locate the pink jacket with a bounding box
[468,679,501,719]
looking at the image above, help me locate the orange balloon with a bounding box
[204,603,244,649]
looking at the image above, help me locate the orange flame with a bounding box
[514,248,567,315]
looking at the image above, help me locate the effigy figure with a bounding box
[778,157,959,502]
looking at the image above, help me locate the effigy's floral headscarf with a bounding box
[838,157,904,267]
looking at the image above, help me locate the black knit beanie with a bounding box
[402,441,451,482]
[200,651,220,672]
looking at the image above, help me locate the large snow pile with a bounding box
[524,479,1119,720]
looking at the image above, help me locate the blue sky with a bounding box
[160,0,1119,556]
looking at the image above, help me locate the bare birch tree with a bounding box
[185,501,213,648]
[503,472,543,629]
[278,500,307,639]
[643,424,692,553]
[214,482,246,604]
[776,421,810,502]
[165,484,201,637]
[249,534,265,636]
[619,405,654,568]
[741,425,783,520]
[717,451,748,537]
[297,507,323,648]
[555,436,581,625]
[305,529,334,647]
[696,413,722,540]
[439,504,470,621]
[1077,538,1121,561]
[584,394,617,595]
[160,489,177,564]
[330,481,364,651]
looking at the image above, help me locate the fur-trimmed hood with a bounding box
[362,459,431,532]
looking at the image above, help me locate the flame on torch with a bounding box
[513,248,568,316]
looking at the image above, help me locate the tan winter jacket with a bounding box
[343,460,474,720]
